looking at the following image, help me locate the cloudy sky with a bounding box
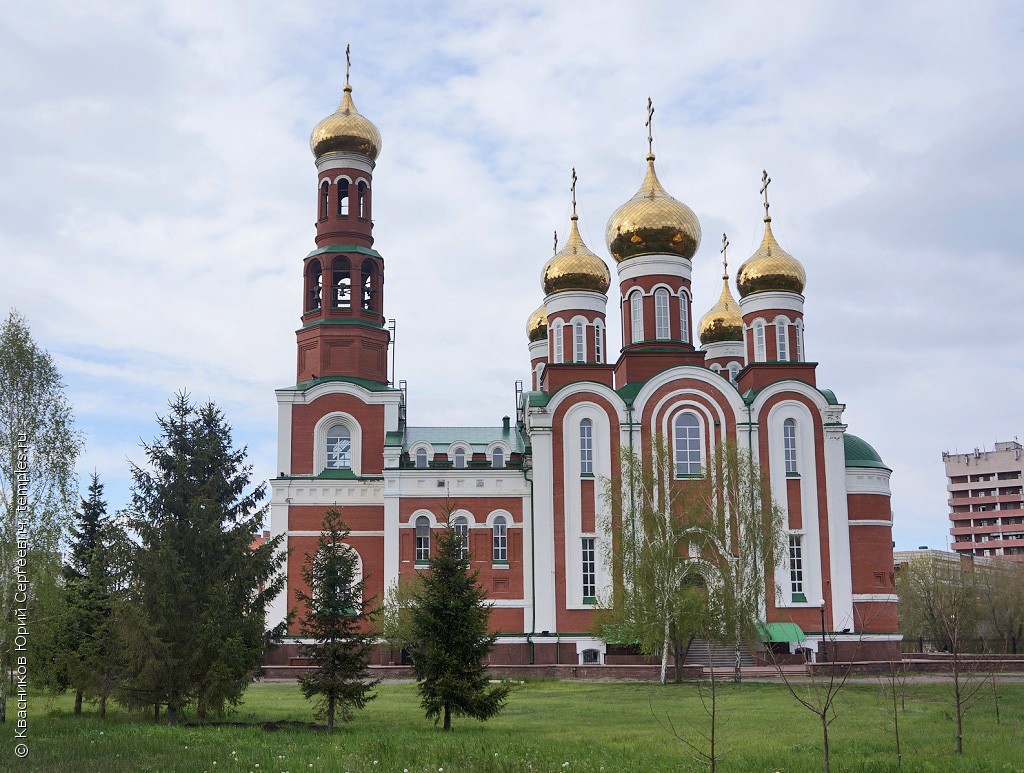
[3,0,1022,550]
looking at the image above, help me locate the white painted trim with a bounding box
[271,479,384,506]
[316,153,375,175]
[312,411,363,476]
[545,290,608,315]
[331,174,354,185]
[845,469,892,496]
[848,519,893,527]
[408,508,440,527]
[616,254,692,282]
[530,427,557,632]
[853,593,899,603]
[543,381,629,425]
[702,340,744,360]
[528,340,547,361]
[632,364,747,419]
[447,442,471,469]
[276,401,293,476]
[739,291,805,315]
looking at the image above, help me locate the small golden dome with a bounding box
[526,304,548,342]
[736,219,806,297]
[310,84,382,160]
[605,155,701,262]
[699,275,744,345]
[541,216,611,295]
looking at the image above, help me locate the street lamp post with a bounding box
[819,598,827,663]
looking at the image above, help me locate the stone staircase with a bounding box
[683,639,757,669]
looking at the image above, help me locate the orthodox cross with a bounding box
[760,169,772,220]
[721,233,730,279]
[345,44,351,86]
[645,97,655,155]
[553,230,559,254]
[570,168,578,218]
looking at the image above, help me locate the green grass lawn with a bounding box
[3,678,1022,772]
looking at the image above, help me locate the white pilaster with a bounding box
[529,425,557,633]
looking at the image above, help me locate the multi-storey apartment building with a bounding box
[946,440,1024,561]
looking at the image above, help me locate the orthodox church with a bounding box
[266,67,899,666]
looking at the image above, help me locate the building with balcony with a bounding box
[945,440,1024,562]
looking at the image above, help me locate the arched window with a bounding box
[728,361,740,385]
[574,322,585,362]
[453,516,469,560]
[795,319,805,362]
[783,418,798,474]
[326,424,351,469]
[553,321,564,364]
[679,291,690,343]
[492,515,508,562]
[673,413,702,477]
[776,317,789,361]
[655,288,670,339]
[357,180,367,218]
[306,259,322,312]
[453,447,467,469]
[492,448,504,468]
[711,364,722,374]
[595,321,604,363]
[337,179,349,216]
[630,291,644,343]
[415,516,430,562]
[331,257,351,309]
[318,180,329,220]
[753,321,766,362]
[579,419,593,475]
[415,447,428,469]
[361,259,375,311]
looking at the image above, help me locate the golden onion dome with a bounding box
[541,216,611,295]
[605,154,701,262]
[526,304,548,342]
[310,83,382,161]
[736,218,806,297]
[698,274,744,345]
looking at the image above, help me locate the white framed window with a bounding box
[415,447,428,469]
[582,538,596,600]
[795,319,805,362]
[595,321,604,363]
[492,448,504,468]
[453,516,469,560]
[415,516,430,562]
[553,321,564,363]
[574,322,585,362]
[654,288,670,340]
[673,413,702,477]
[728,362,740,385]
[326,425,351,469]
[580,419,594,475]
[789,534,804,598]
[630,291,644,343]
[783,418,798,474]
[492,516,508,563]
[776,317,789,361]
[753,321,766,362]
[453,447,467,469]
[679,291,690,343]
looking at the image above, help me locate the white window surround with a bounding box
[534,363,543,390]
[728,362,740,384]
[594,321,604,363]
[579,418,594,475]
[795,319,805,362]
[775,316,789,361]
[553,321,564,363]
[492,515,508,562]
[485,441,511,468]
[574,321,585,362]
[753,320,767,362]
[630,291,644,343]
[449,444,469,469]
[673,411,703,477]
[453,515,470,559]
[784,418,798,474]
[679,290,690,343]
[312,412,363,476]
[654,288,670,340]
[410,442,432,469]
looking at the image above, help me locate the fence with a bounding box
[901,636,1019,655]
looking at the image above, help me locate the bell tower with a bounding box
[296,48,389,384]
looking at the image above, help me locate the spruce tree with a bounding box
[295,508,379,730]
[63,473,119,716]
[409,513,510,731]
[126,392,286,724]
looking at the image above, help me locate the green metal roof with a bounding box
[819,388,839,405]
[757,622,806,643]
[304,244,383,260]
[404,426,526,454]
[844,433,891,470]
[280,375,398,393]
[616,382,644,406]
[526,391,550,408]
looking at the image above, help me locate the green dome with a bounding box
[843,434,890,470]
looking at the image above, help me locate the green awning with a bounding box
[757,622,806,643]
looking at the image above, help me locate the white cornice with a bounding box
[617,254,692,282]
[739,291,805,315]
[316,152,375,175]
[544,291,608,315]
